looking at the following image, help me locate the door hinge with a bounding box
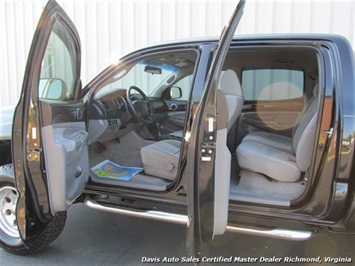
[324,127,334,139]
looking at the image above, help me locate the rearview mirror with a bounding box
[170,86,182,99]
[39,78,65,100]
[144,65,162,75]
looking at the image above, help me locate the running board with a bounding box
[85,199,313,241]
[226,225,312,241]
[85,198,188,225]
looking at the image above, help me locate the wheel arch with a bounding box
[0,140,12,166]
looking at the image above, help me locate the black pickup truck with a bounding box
[0,0,354,257]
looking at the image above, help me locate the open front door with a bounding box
[12,0,88,241]
[186,0,245,257]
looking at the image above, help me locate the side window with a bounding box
[173,75,194,101]
[39,21,77,101]
[242,69,304,101]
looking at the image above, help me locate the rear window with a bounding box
[242,69,304,101]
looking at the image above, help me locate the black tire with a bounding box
[0,164,67,255]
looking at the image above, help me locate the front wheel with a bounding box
[0,164,67,255]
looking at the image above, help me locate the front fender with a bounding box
[0,105,16,141]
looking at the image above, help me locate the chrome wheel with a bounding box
[0,164,67,255]
[0,186,19,238]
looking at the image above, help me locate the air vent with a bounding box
[101,101,110,109]
[178,104,187,111]
[107,110,115,117]
[170,103,177,111]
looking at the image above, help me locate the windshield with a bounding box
[98,51,197,97]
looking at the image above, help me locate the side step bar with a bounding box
[226,225,313,241]
[85,198,188,225]
[85,199,313,241]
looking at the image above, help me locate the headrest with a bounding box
[219,70,242,97]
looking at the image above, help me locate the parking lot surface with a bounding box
[1,204,354,265]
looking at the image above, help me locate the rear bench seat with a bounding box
[236,84,319,182]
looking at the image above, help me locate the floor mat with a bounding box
[91,160,143,181]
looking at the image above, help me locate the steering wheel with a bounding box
[126,86,154,125]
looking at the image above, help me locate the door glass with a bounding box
[40,21,77,101]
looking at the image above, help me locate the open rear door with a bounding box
[12,0,88,241]
[186,0,245,257]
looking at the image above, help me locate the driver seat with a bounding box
[141,70,243,180]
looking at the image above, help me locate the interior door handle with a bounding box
[75,166,83,178]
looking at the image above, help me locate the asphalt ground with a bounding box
[1,204,354,266]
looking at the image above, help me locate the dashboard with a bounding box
[88,89,168,144]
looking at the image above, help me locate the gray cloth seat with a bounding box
[236,85,319,182]
[241,131,294,154]
[141,70,243,179]
[140,139,180,180]
[168,69,243,138]
[168,130,184,138]
[221,69,244,131]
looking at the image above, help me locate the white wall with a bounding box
[1,0,354,107]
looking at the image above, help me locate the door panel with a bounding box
[12,0,85,240]
[34,6,86,214]
[37,80,89,213]
[186,0,245,257]
[213,127,230,235]
[161,100,188,134]
[167,112,186,128]
[41,118,88,212]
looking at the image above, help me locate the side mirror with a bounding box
[39,78,66,100]
[170,86,182,99]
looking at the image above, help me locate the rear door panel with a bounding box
[186,0,245,257]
